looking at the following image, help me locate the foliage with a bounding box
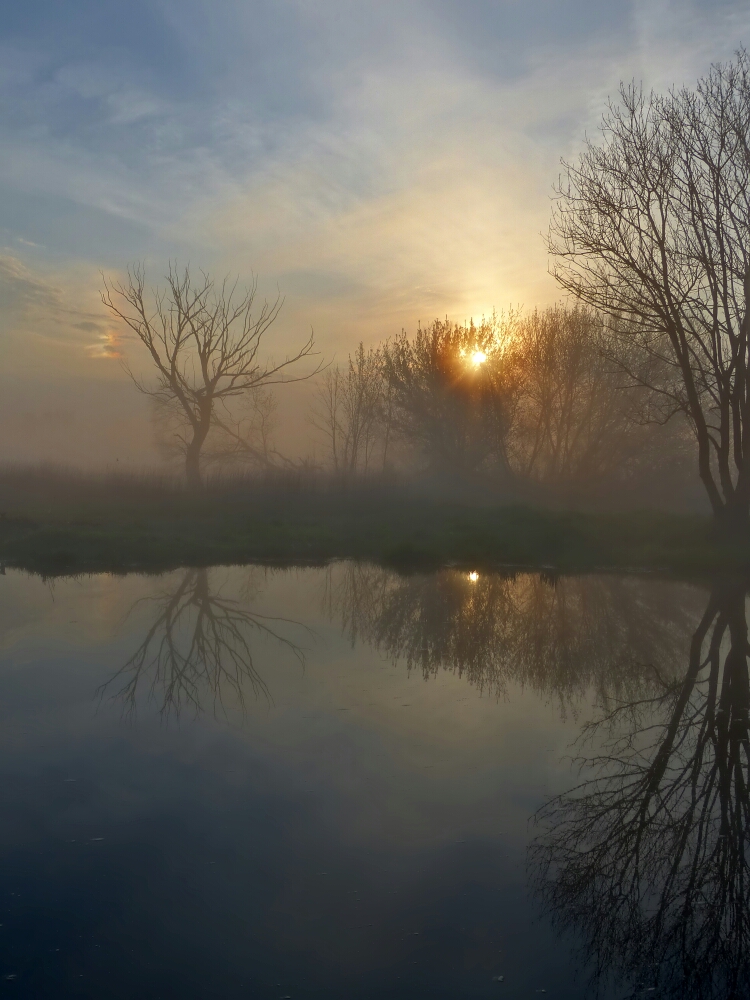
[381,313,518,476]
[310,306,695,502]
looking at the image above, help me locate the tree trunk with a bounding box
[185,412,211,488]
[185,445,202,488]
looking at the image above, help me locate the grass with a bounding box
[0,465,744,578]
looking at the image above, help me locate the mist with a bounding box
[4,10,750,1000]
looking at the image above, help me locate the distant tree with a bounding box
[243,387,279,469]
[102,264,317,486]
[548,51,750,530]
[381,314,520,477]
[508,305,678,494]
[310,343,390,476]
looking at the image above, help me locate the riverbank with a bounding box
[0,470,742,576]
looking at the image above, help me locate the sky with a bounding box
[1,0,749,465]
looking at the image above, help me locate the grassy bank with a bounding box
[0,466,743,577]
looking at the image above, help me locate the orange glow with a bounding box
[468,571,479,583]
[471,350,487,366]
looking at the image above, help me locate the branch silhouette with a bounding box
[530,579,750,1000]
[101,568,308,720]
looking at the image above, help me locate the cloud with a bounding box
[85,329,123,359]
[0,252,122,365]
[0,253,63,314]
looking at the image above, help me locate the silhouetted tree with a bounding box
[509,305,680,492]
[531,579,750,1000]
[549,51,750,530]
[102,264,318,486]
[381,315,520,477]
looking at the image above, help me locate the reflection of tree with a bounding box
[103,568,306,719]
[530,580,750,1000]
[327,563,701,706]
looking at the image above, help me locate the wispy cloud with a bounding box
[0,253,63,313]
[0,252,120,365]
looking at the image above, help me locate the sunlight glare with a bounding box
[471,350,487,366]
[468,571,479,583]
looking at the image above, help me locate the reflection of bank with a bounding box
[327,562,700,704]
[530,580,750,1000]
[101,568,307,719]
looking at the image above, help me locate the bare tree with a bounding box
[509,306,630,484]
[531,579,750,1000]
[548,51,750,530]
[100,568,307,719]
[246,388,279,468]
[508,305,682,494]
[310,343,387,476]
[102,264,318,486]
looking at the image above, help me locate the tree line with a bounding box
[103,271,694,504]
[310,306,693,503]
[102,50,750,529]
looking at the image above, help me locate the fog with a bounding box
[0,374,328,472]
[0,0,750,500]
[1,3,748,519]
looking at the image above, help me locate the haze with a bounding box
[1,0,748,466]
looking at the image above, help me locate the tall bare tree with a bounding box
[531,579,750,1000]
[102,264,317,486]
[548,51,750,530]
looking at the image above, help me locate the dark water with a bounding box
[0,564,746,999]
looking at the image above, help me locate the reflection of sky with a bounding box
[1,0,749,412]
[0,566,632,997]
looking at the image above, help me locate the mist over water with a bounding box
[0,563,742,999]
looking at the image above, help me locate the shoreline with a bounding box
[0,490,744,578]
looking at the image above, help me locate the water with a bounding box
[0,564,744,999]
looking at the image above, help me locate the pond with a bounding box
[0,563,745,999]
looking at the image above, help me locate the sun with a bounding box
[468,571,479,583]
[471,350,487,366]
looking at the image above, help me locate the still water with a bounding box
[0,564,744,999]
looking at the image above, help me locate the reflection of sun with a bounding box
[468,571,479,583]
[471,350,487,366]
